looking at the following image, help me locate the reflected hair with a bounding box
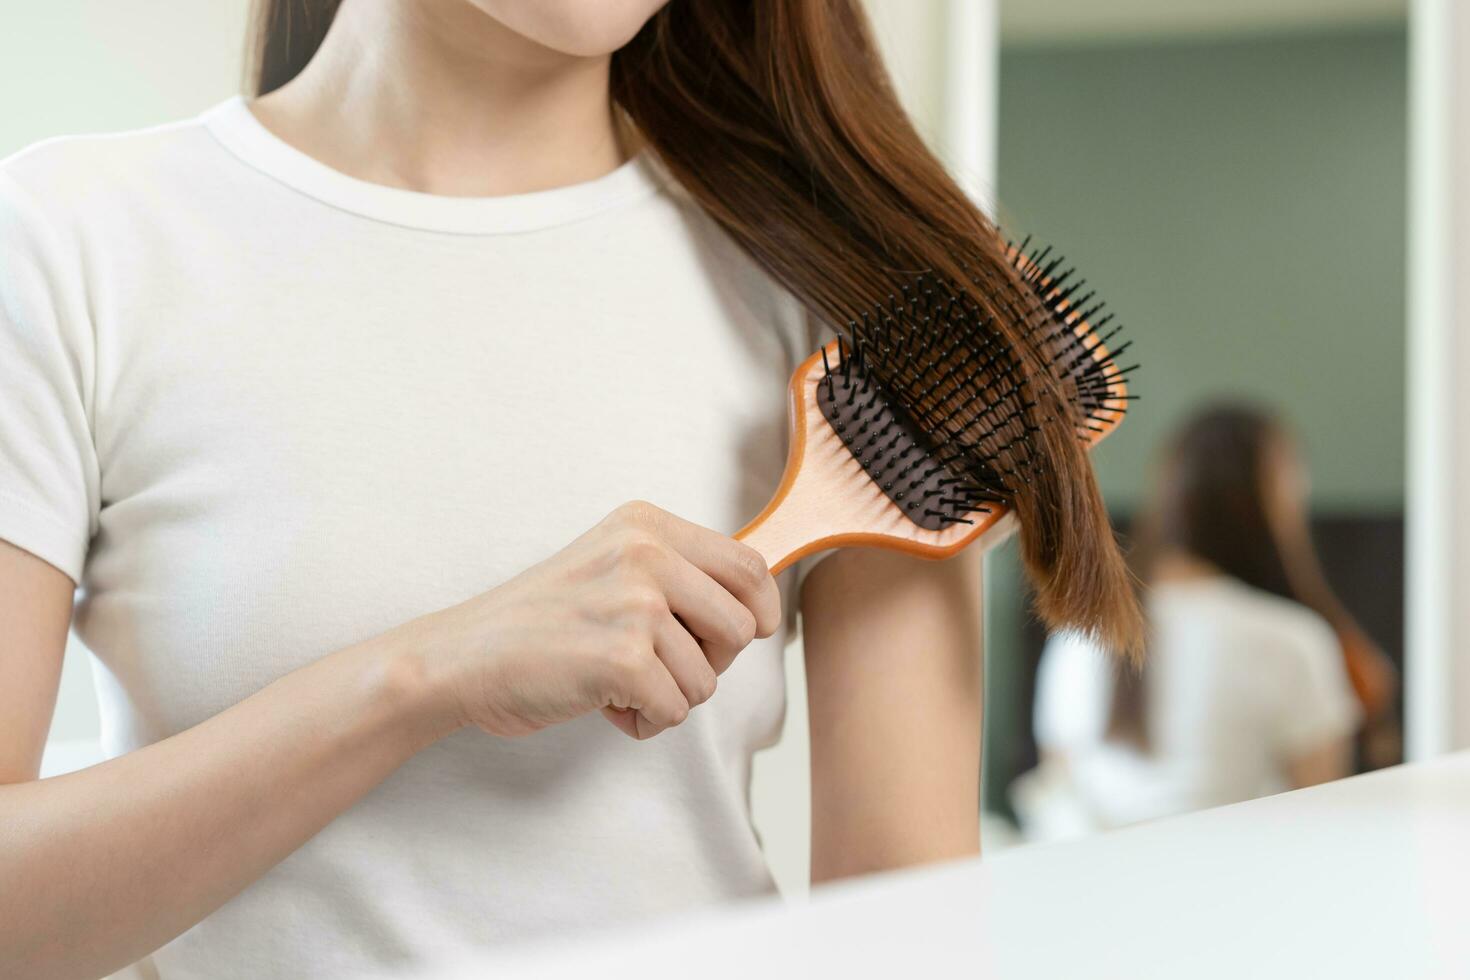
[1109,404,1375,748]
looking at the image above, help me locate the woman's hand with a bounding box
[419,500,783,740]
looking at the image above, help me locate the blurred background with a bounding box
[12,0,1465,902]
[983,0,1408,842]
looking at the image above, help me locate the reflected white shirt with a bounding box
[1029,576,1361,832]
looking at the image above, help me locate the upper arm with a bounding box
[0,170,97,783]
[799,543,984,882]
[0,538,73,783]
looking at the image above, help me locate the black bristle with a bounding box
[813,236,1137,530]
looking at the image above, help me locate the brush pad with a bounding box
[816,368,983,531]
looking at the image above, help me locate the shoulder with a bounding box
[639,160,755,277]
[642,154,821,356]
[0,105,225,235]
[1224,580,1336,647]
[1167,578,1340,666]
[1157,577,1329,636]
[1198,583,1363,744]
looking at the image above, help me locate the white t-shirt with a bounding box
[0,96,827,977]
[1026,576,1361,834]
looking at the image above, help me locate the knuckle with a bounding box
[730,607,758,647]
[608,529,664,569]
[627,586,666,621]
[732,546,769,590]
[694,671,718,705]
[614,499,661,529]
[605,639,646,682]
[612,499,647,523]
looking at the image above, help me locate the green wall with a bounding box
[983,26,1408,814]
[998,27,1407,512]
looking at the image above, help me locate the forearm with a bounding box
[0,619,460,980]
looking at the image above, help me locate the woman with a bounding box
[1020,405,1380,839]
[0,2,1136,977]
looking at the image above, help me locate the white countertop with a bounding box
[427,752,1470,979]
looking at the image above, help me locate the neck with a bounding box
[249,0,628,196]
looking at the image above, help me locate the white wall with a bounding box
[1,2,251,154]
[1406,0,1470,758]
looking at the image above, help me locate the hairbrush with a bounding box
[735,238,1135,574]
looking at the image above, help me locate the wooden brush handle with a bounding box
[735,458,1019,576]
[734,460,829,576]
[734,525,803,577]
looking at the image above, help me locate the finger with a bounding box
[608,649,689,740]
[640,508,783,639]
[647,547,757,675]
[602,700,680,741]
[601,705,640,739]
[636,658,690,737]
[654,614,718,707]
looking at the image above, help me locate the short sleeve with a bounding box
[0,170,100,586]
[1275,615,1362,758]
[1034,629,1114,752]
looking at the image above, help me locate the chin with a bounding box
[469,0,670,57]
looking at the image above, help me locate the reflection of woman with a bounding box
[1020,406,1387,838]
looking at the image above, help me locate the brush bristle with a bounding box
[817,337,999,530]
[822,239,1135,518]
[1003,235,1138,436]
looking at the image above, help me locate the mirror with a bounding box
[983,0,1408,848]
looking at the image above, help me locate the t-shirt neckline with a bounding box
[199,94,666,235]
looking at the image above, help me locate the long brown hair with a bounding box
[247,0,1144,654]
[1108,405,1381,747]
